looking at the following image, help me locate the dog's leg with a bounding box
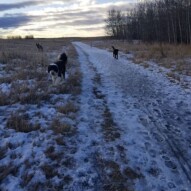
[55,78,58,85]
[51,75,55,84]
[60,74,64,84]
[55,77,59,85]
[52,76,57,86]
[58,76,64,85]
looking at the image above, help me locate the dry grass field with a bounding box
[1,37,191,190]
[0,38,81,104]
[0,38,82,190]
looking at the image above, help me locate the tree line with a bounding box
[105,0,191,44]
[7,35,34,40]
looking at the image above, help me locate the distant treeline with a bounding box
[7,35,34,39]
[105,0,191,44]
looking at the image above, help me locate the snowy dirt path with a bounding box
[72,42,191,191]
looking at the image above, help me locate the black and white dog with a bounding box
[48,52,67,85]
[112,46,119,59]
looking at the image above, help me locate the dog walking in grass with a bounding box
[48,53,67,85]
[36,43,43,52]
[112,46,119,59]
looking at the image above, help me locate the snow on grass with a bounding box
[1,39,191,190]
[0,41,81,190]
[0,82,11,94]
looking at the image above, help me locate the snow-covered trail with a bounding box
[72,42,191,191]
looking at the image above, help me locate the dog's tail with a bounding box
[112,46,115,50]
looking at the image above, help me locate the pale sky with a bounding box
[0,0,137,38]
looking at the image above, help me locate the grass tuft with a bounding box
[51,118,74,135]
[57,102,78,114]
[7,113,40,133]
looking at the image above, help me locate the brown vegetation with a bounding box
[57,102,78,114]
[7,113,40,133]
[51,118,74,135]
[94,152,142,191]
[90,40,191,78]
[0,38,81,189]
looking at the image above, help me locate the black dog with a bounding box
[36,43,43,52]
[48,53,67,85]
[57,52,67,79]
[112,46,119,59]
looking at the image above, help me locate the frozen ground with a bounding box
[0,41,191,191]
[72,42,191,190]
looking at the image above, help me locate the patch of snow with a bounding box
[1,42,191,191]
[73,42,191,191]
[0,83,11,94]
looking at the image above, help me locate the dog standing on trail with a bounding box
[112,46,119,59]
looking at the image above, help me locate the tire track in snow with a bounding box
[133,73,191,187]
[71,43,140,191]
[73,42,191,191]
[141,99,191,184]
[70,45,104,190]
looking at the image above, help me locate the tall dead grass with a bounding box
[0,38,81,190]
[60,43,82,95]
[91,40,191,60]
[57,102,78,114]
[51,118,74,135]
[7,113,40,133]
[132,43,191,61]
[0,39,71,105]
[0,80,50,105]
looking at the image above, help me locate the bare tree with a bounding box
[105,0,191,44]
